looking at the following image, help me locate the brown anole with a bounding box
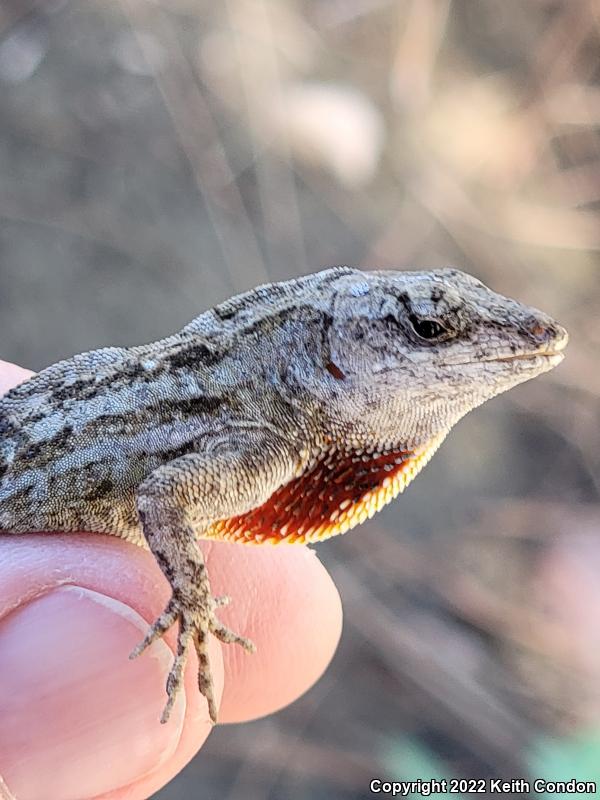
[0,267,568,723]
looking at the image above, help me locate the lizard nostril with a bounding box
[527,320,554,343]
[530,323,550,340]
[526,319,569,350]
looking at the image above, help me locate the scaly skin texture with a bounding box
[0,266,568,723]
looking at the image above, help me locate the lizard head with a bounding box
[208,266,568,545]
[318,266,568,451]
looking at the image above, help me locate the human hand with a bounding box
[0,361,343,800]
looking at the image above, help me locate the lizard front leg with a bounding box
[130,432,296,724]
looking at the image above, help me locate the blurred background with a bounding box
[1,0,599,797]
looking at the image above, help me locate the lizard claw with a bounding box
[131,591,255,724]
[129,600,179,660]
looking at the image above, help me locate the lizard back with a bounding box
[0,336,242,536]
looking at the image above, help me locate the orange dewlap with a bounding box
[205,434,446,545]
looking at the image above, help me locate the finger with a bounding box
[0,360,33,394]
[203,541,342,723]
[0,536,342,800]
[0,534,222,800]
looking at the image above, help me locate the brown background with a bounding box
[1,1,599,798]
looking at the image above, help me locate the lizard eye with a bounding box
[409,315,451,341]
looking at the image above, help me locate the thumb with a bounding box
[0,534,218,800]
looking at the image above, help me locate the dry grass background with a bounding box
[0,1,599,798]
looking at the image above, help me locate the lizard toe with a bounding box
[129,599,179,660]
[208,616,256,653]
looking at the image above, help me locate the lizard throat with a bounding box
[205,431,448,545]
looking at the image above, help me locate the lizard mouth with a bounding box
[492,324,568,364]
[445,350,565,368]
[493,350,565,364]
[445,325,568,367]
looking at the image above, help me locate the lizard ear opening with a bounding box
[325,360,346,380]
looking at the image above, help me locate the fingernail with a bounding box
[0,586,185,800]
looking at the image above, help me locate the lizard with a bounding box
[0,266,568,724]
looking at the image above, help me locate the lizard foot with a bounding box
[130,592,255,724]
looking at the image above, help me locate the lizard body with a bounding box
[0,266,568,722]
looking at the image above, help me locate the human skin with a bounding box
[0,361,343,800]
